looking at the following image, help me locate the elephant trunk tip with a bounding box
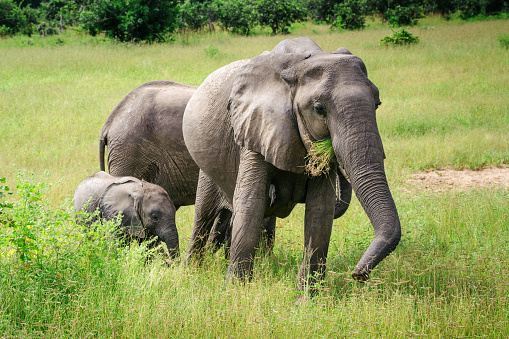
[351,229,401,282]
[351,269,369,282]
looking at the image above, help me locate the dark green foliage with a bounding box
[177,0,209,32]
[421,0,456,18]
[39,0,66,22]
[0,0,30,36]
[383,5,425,26]
[456,0,508,20]
[79,0,179,42]
[380,28,419,45]
[255,0,307,34]
[215,0,257,35]
[498,33,509,48]
[331,0,366,30]
[303,0,338,23]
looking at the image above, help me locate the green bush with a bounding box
[380,28,419,46]
[498,33,509,48]
[177,0,209,32]
[215,0,257,36]
[0,173,126,334]
[330,0,366,30]
[303,0,337,23]
[383,5,425,27]
[0,0,29,35]
[457,0,508,20]
[255,0,307,34]
[79,0,179,42]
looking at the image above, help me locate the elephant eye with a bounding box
[375,101,382,110]
[150,213,160,222]
[313,102,326,116]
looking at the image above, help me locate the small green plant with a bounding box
[497,34,509,49]
[203,45,224,58]
[0,177,13,226]
[305,139,334,176]
[380,28,419,46]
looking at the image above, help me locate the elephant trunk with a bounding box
[329,107,401,281]
[156,226,180,259]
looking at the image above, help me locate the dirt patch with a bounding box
[405,166,509,192]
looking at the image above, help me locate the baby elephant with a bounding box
[74,171,179,258]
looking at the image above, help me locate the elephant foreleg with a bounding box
[227,149,270,281]
[297,172,336,293]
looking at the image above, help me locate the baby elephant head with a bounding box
[100,177,180,258]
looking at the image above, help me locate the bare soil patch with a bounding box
[405,166,509,192]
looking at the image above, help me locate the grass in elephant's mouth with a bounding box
[305,139,334,177]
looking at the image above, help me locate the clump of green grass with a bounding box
[497,33,509,48]
[380,28,419,46]
[305,139,334,176]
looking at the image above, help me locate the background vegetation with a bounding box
[1,0,508,40]
[1,14,508,337]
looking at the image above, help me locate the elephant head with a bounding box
[100,177,180,258]
[228,46,400,280]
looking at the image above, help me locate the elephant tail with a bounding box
[99,133,107,172]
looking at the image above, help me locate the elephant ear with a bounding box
[229,53,310,174]
[100,179,146,238]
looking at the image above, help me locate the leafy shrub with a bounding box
[380,28,419,46]
[383,5,424,27]
[0,0,29,35]
[457,0,508,20]
[215,0,257,36]
[177,0,209,32]
[421,0,456,18]
[498,34,509,49]
[255,0,307,34]
[331,0,366,30]
[0,172,132,333]
[79,0,179,42]
[303,0,337,23]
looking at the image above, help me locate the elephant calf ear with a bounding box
[229,53,309,174]
[99,180,145,236]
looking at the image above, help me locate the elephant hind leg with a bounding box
[259,216,276,255]
[186,171,227,264]
[207,208,233,255]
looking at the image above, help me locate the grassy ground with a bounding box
[1,16,508,337]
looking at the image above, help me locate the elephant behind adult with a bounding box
[99,80,199,209]
[183,38,401,289]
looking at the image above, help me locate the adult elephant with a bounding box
[183,38,401,289]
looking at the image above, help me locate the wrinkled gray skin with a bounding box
[99,80,275,254]
[100,81,199,208]
[271,37,352,219]
[74,171,180,258]
[183,37,401,290]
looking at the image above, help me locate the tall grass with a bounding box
[1,16,508,337]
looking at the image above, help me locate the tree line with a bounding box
[1,0,508,41]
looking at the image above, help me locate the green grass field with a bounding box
[1,16,508,337]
